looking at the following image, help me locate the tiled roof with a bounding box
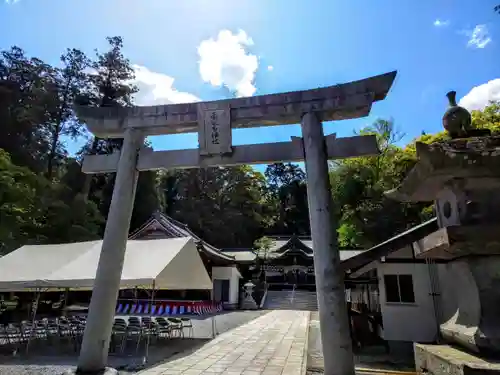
[255,236,363,261]
[221,250,257,262]
[342,218,439,272]
[128,212,234,262]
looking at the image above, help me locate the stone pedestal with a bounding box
[415,344,500,375]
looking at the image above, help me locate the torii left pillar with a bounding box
[77,128,143,373]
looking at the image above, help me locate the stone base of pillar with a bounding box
[64,367,118,375]
[415,343,500,375]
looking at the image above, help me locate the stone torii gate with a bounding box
[75,71,396,375]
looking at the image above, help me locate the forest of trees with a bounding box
[1,36,499,254]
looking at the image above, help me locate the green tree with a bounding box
[170,166,266,247]
[264,163,309,235]
[0,149,103,253]
[0,47,54,172]
[67,36,159,236]
[330,119,426,248]
[254,236,276,261]
[157,170,180,215]
[81,36,138,199]
[45,48,90,179]
[471,101,500,132]
[0,149,41,252]
[129,171,160,232]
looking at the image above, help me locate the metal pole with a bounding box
[144,282,155,364]
[300,112,355,375]
[210,288,216,338]
[26,289,41,355]
[77,128,143,373]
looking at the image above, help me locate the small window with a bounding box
[384,274,415,303]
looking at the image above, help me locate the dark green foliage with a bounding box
[264,163,309,236]
[164,166,267,248]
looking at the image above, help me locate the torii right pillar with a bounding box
[302,112,354,375]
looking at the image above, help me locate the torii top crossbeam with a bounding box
[76,71,397,139]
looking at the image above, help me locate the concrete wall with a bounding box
[212,266,241,307]
[377,262,438,343]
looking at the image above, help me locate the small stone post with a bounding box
[301,112,355,375]
[77,129,143,373]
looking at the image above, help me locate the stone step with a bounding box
[264,290,318,311]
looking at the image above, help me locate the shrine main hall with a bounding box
[128,211,378,307]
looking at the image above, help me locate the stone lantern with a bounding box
[241,281,258,310]
[386,92,500,374]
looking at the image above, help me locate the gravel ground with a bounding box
[0,310,267,375]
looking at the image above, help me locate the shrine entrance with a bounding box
[74,71,396,375]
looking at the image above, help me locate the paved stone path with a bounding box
[139,310,309,375]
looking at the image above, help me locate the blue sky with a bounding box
[1,0,499,159]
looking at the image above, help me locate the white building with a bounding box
[345,217,459,354]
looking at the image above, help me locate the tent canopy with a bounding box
[0,237,212,291]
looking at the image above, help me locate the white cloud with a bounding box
[433,19,450,27]
[131,65,200,106]
[267,65,274,71]
[464,24,492,49]
[459,79,500,111]
[197,29,259,97]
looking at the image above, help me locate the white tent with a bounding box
[0,237,212,291]
[0,241,100,290]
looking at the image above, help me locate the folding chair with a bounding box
[128,317,140,326]
[110,324,127,354]
[45,321,60,347]
[180,317,193,338]
[5,325,23,353]
[114,318,127,327]
[125,325,142,354]
[154,318,171,340]
[167,318,183,338]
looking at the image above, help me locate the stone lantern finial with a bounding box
[446,90,458,106]
[442,90,473,138]
[442,90,491,139]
